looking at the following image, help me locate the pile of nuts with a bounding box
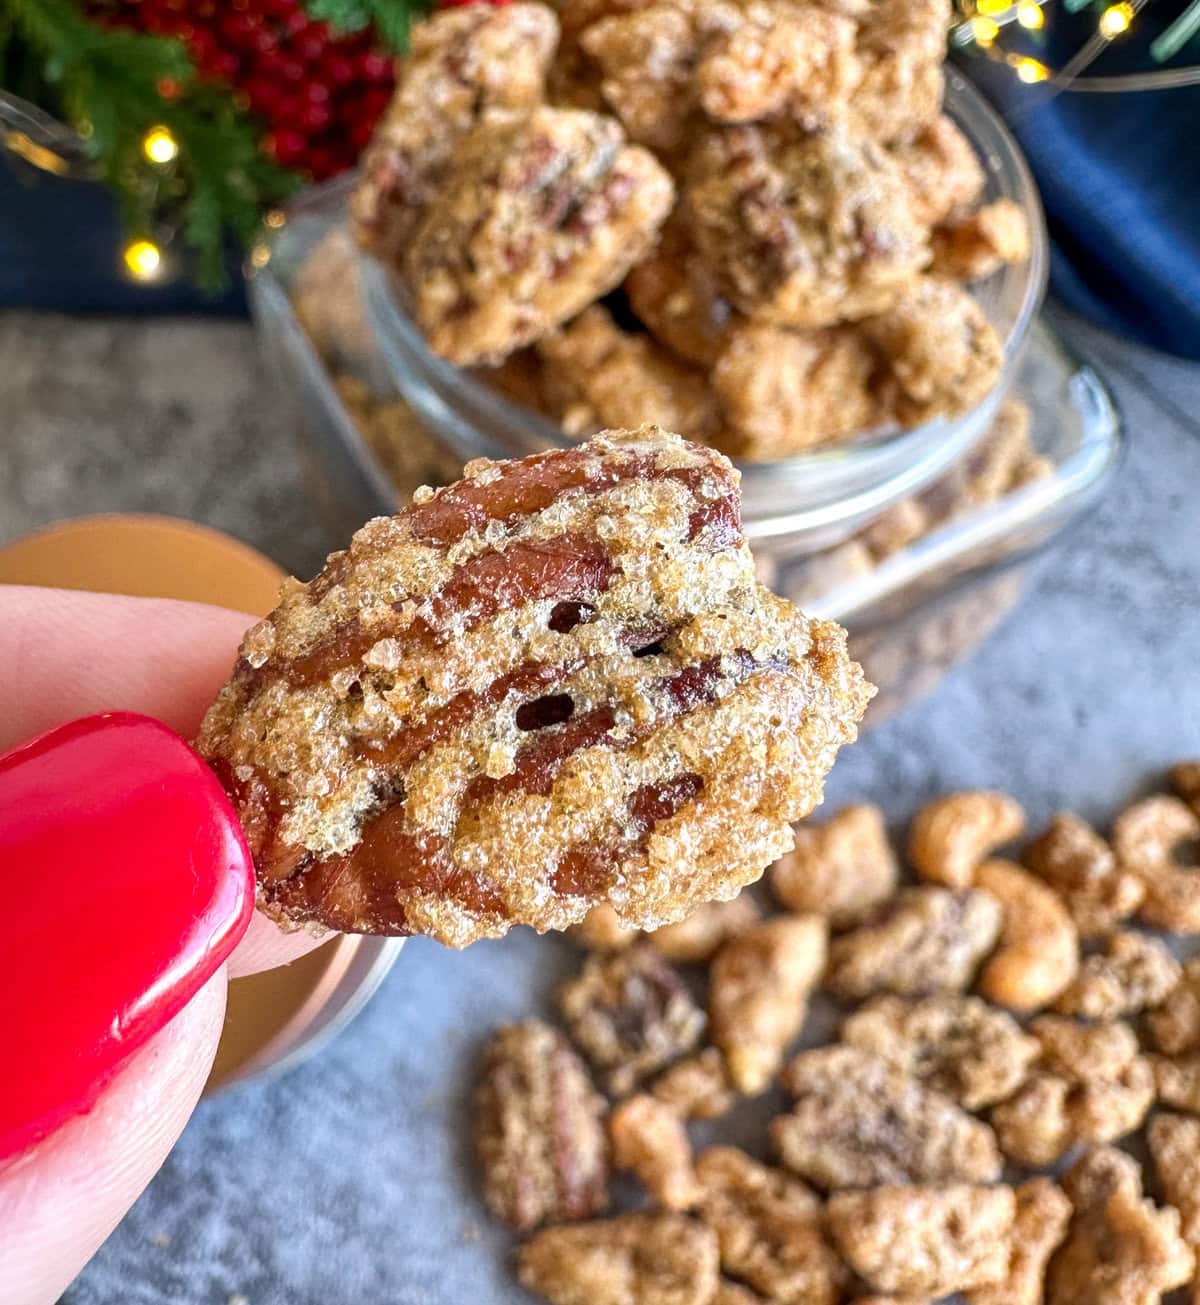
[474,762,1200,1303]
[350,0,1032,461]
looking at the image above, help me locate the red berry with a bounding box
[263,0,298,14]
[245,76,284,114]
[360,50,393,82]
[267,127,308,166]
[200,48,241,81]
[303,81,332,103]
[306,148,342,180]
[283,10,310,37]
[324,53,355,85]
[299,100,332,133]
[350,118,377,153]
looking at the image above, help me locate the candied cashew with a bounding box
[694,1146,845,1305]
[652,1047,737,1120]
[825,887,1003,999]
[517,1211,720,1305]
[1149,1112,1200,1247]
[573,902,641,950]
[1047,1145,1195,1305]
[646,894,762,964]
[709,915,827,1094]
[828,1184,1015,1297]
[908,790,1026,888]
[965,1178,1071,1305]
[770,804,899,928]
[975,859,1079,1011]
[932,199,1032,283]
[1023,811,1144,938]
[608,1094,700,1210]
[774,1045,1002,1189]
[1149,956,1200,1054]
[840,993,1038,1109]
[1053,929,1180,1020]
[475,1020,609,1231]
[1113,795,1200,933]
[559,944,706,1095]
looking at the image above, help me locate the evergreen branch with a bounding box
[305,0,431,51]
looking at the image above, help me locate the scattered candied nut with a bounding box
[1148,956,1200,1054]
[990,1017,1154,1165]
[847,1298,930,1305]
[860,496,930,560]
[709,915,828,1093]
[694,1146,845,1305]
[1022,811,1144,938]
[714,1281,768,1305]
[907,789,1026,889]
[827,1184,1015,1297]
[646,894,762,964]
[687,118,928,329]
[292,227,375,371]
[965,1178,1072,1305]
[559,944,706,1095]
[1053,929,1180,1020]
[573,902,641,950]
[975,859,1079,1011]
[863,276,1004,427]
[200,428,871,944]
[933,199,1032,283]
[774,1045,1002,1189]
[407,108,675,365]
[475,1019,608,1231]
[841,993,1038,1109]
[652,1047,736,1120]
[770,804,899,929]
[537,306,720,441]
[852,0,948,145]
[1150,1051,1200,1113]
[516,1211,720,1305]
[1113,795,1200,933]
[626,219,733,366]
[351,3,559,261]
[710,322,886,459]
[1171,760,1200,815]
[825,886,1003,999]
[1046,1145,1195,1305]
[781,540,877,607]
[1149,1112,1200,1248]
[892,115,985,228]
[608,1093,700,1210]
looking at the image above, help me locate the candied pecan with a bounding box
[406,107,674,365]
[475,1019,608,1231]
[864,277,1004,428]
[709,915,828,1093]
[908,790,1025,889]
[892,115,985,227]
[1053,929,1180,1020]
[537,306,720,441]
[1150,1051,1200,1112]
[825,887,1003,999]
[1113,795,1200,933]
[852,0,947,145]
[652,1047,737,1120]
[975,859,1079,1012]
[646,894,761,964]
[352,4,559,261]
[573,902,641,950]
[966,1178,1071,1305]
[1047,1145,1195,1305]
[774,1045,1001,1189]
[770,803,898,929]
[710,322,887,459]
[1023,811,1144,938]
[199,428,872,944]
[517,1211,720,1305]
[990,1017,1153,1166]
[608,1093,699,1209]
[626,220,734,366]
[847,1298,930,1305]
[694,1146,845,1305]
[860,496,930,560]
[827,1184,1015,1297]
[714,1282,767,1305]
[782,540,877,607]
[559,944,705,1094]
[1172,760,1200,815]
[1149,1112,1200,1248]
[840,993,1038,1109]
[687,118,928,329]
[933,199,1032,283]
[1149,956,1200,1054]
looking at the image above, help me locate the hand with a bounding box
[0,586,327,1305]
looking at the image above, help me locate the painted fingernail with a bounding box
[0,712,254,1160]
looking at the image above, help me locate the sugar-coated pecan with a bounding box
[608,1093,700,1209]
[1150,1050,1200,1113]
[933,199,1032,283]
[965,1178,1071,1305]
[651,1047,737,1119]
[1149,1112,1200,1249]
[1022,811,1144,938]
[1171,760,1200,815]
[1148,956,1200,1054]
[572,902,641,950]
[646,894,762,965]
[892,115,985,227]
[1053,929,1180,1020]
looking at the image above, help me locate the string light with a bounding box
[1099,2,1134,35]
[264,209,286,229]
[142,125,179,165]
[971,14,1001,41]
[976,0,1011,16]
[1016,55,1050,80]
[248,242,271,269]
[1017,1,1045,27]
[123,239,163,281]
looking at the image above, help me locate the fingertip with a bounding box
[227,908,334,979]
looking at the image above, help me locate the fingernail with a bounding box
[0,712,254,1160]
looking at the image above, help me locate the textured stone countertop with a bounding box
[2,305,1199,1304]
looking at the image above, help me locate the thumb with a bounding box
[0,974,227,1305]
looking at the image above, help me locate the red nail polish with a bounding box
[0,712,254,1161]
